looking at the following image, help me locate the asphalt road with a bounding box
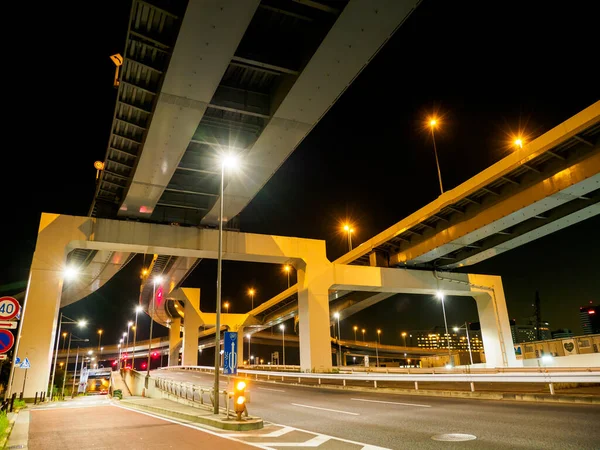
[153,369,600,450]
[28,395,255,450]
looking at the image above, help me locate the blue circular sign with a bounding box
[0,329,15,354]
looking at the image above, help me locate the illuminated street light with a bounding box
[362,328,366,342]
[514,137,524,149]
[428,116,444,195]
[213,152,241,414]
[224,301,230,314]
[343,224,354,251]
[436,291,452,366]
[64,266,78,281]
[401,331,407,347]
[353,325,358,342]
[248,288,256,310]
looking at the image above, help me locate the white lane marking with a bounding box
[268,421,390,450]
[291,403,359,416]
[112,403,274,449]
[224,426,295,438]
[350,398,431,408]
[257,387,286,392]
[259,434,331,447]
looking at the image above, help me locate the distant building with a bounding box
[580,305,600,335]
[509,319,551,343]
[414,326,483,351]
[551,328,574,339]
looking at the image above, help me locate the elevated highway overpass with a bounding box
[59,0,422,314]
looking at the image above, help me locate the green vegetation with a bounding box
[0,411,9,442]
[13,400,26,410]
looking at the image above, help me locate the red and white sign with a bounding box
[156,286,164,305]
[0,297,20,320]
[0,321,17,329]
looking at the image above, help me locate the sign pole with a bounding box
[21,368,28,397]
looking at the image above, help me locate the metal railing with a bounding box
[158,365,600,395]
[153,377,235,417]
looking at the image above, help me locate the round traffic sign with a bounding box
[0,329,15,354]
[0,297,20,320]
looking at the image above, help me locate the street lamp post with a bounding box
[362,328,366,342]
[61,334,88,399]
[97,329,103,351]
[436,292,452,365]
[343,224,354,251]
[353,325,358,342]
[213,154,239,414]
[279,324,285,366]
[284,265,291,288]
[248,289,255,310]
[401,331,407,347]
[376,329,381,368]
[133,305,142,369]
[246,334,251,365]
[49,315,86,399]
[454,323,474,366]
[429,118,444,195]
[121,332,127,368]
[334,312,342,366]
[147,276,163,384]
[224,302,229,314]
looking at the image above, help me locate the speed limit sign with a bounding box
[0,297,20,320]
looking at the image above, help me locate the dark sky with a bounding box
[2,0,599,352]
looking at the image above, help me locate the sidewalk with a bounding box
[5,409,30,450]
[118,396,263,431]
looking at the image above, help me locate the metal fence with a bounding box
[159,365,600,395]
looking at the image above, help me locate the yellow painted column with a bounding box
[297,261,334,372]
[9,214,89,399]
[168,318,181,366]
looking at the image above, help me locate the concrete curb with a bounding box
[119,400,264,431]
[256,380,600,405]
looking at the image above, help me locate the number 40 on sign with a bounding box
[0,297,20,321]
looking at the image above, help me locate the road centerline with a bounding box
[351,398,431,408]
[291,403,359,415]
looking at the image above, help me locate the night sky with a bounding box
[1,0,599,355]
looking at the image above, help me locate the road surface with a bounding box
[153,369,600,449]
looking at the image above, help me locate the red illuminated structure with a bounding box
[580,304,600,334]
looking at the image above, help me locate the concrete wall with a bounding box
[521,353,600,368]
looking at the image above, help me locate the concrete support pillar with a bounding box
[469,274,517,367]
[9,214,84,399]
[369,250,388,267]
[168,318,181,366]
[237,329,245,366]
[297,261,333,372]
[181,290,201,367]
